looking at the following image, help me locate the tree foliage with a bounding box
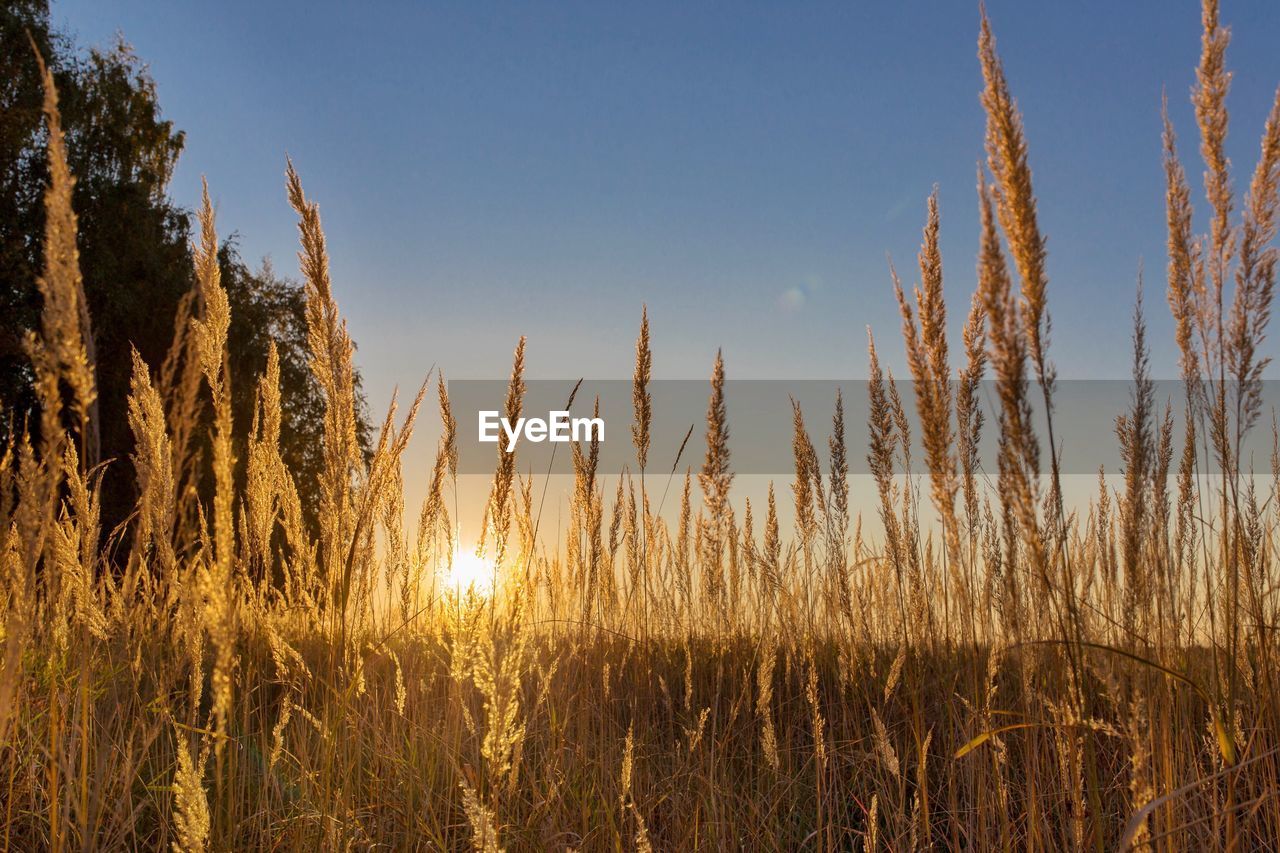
[0,0,369,545]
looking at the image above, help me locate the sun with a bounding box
[440,548,497,598]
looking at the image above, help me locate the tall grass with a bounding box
[2,2,1279,849]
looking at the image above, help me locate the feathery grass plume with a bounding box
[190,182,238,751]
[978,10,1049,387]
[685,706,710,753]
[1123,695,1155,850]
[128,348,177,585]
[675,469,692,611]
[51,444,106,643]
[631,802,654,853]
[632,308,654,627]
[887,369,911,469]
[1095,467,1116,590]
[1228,81,1280,435]
[805,646,826,772]
[740,495,756,586]
[436,372,458,525]
[1163,6,1280,783]
[1223,5,1280,780]
[632,306,652,471]
[762,481,781,599]
[349,383,427,624]
[1180,1,1237,493]
[244,343,279,579]
[438,372,458,477]
[957,290,986,531]
[483,338,526,568]
[828,389,849,541]
[883,643,906,704]
[888,363,926,600]
[156,285,205,538]
[571,397,604,623]
[895,191,958,550]
[459,779,503,853]
[622,475,643,616]
[171,729,210,853]
[191,182,233,562]
[789,398,820,555]
[1195,0,1234,308]
[609,475,625,562]
[7,52,95,681]
[246,343,311,605]
[896,188,967,630]
[757,641,779,771]
[699,350,732,614]
[983,42,1099,706]
[870,707,899,782]
[380,435,408,609]
[1174,411,1198,621]
[975,167,1045,614]
[695,514,722,617]
[268,694,293,772]
[27,44,98,471]
[417,373,456,581]
[1162,97,1203,391]
[698,349,732,537]
[979,12,1081,640]
[266,618,310,686]
[866,330,906,620]
[286,159,362,606]
[620,719,635,807]
[1116,278,1154,634]
[0,441,33,721]
[956,289,987,636]
[475,623,528,782]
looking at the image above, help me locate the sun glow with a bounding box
[440,548,497,598]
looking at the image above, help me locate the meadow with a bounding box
[2,1,1279,849]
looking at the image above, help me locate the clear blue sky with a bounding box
[54,0,1280,412]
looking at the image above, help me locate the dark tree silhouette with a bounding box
[0,1,370,550]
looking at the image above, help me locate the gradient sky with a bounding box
[54,0,1280,410]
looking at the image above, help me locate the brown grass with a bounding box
[2,2,1280,849]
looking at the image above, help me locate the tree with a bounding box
[0,0,61,431]
[0,1,370,550]
[2,2,189,536]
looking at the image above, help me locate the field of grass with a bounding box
[3,1,1280,849]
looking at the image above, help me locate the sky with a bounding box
[53,1,1280,406]
[48,0,1280,544]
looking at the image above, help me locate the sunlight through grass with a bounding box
[441,548,497,598]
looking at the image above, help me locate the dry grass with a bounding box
[2,2,1280,849]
